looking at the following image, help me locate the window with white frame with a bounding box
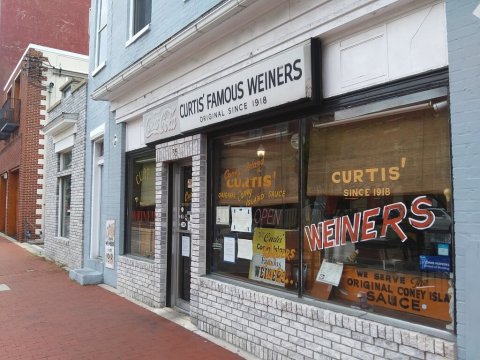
[58,150,73,238]
[90,138,104,259]
[58,175,72,238]
[129,0,151,38]
[95,0,108,68]
[58,149,72,171]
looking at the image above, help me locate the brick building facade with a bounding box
[0,0,89,88]
[82,0,479,358]
[0,45,88,241]
[43,82,87,269]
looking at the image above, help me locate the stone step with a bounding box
[69,268,103,285]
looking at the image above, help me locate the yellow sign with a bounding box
[249,228,290,287]
[217,151,296,206]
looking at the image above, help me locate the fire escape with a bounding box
[0,98,21,139]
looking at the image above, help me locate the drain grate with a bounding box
[0,284,11,292]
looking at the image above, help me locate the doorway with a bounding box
[168,162,192,312]
[0,175,7,232]
[6,170,19,237]
[90,139,104,259]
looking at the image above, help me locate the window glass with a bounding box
[211,120,300,292]
[95,0,108,66]
[132,0,151,35]
[304,104,453,328]
[208,95,453,329]
[59,175,71,238]
[126,151,155,259]
[59,150,72,171]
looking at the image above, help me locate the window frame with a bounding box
[206,77,455,330]
[125,148,156,259]
[94,0,108,70]
[57,149,72,239]
[127,0,151,46]
[90,137,104,259]
[58,175,71,238]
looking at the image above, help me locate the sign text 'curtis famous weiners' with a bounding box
[143,42,312,144]
[178,59,303,120]
[304,196,435,251]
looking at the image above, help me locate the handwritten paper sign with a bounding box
[316,261,344,286]
[216,206,230,225]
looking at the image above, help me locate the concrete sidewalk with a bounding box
[0,235,250,360]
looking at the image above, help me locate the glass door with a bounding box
[170,163,192,312]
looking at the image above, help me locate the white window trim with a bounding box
[95,0,108,68]
[92,61,106,77]
[126,23,150,48]
[57,149,72,238]
[58,175,71,238]
[90,123,105,141]
[90,137,104,259]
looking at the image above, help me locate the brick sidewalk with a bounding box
[0,236,243,360]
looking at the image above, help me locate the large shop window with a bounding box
[211,121,301,294]
[126,150,156,259]
[210,98,454,329]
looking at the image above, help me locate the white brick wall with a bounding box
[116,135,206,309]
[117,256,160,307]
[195,277,456,360]
[44,84,86,269]
[144,132,456,360]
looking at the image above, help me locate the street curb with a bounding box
[0,232,45,258]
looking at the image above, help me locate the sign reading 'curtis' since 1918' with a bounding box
[143,42,312,143]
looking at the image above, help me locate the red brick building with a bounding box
[0,0,89,241]
[0,0,89,89]
[0,46,88,240]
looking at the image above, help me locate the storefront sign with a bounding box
[249,228,291,287]
[218,155,294,208]
[144,42,312,143]
[144,100,181,143]
[307,112,451,197]
[331,157,406,198]
[337,266,451,321]
[304,196,435,252]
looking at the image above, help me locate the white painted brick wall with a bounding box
[117,256,159,307]
[117,135,206,308]
[43,84,86,270]
[194,277,456,360]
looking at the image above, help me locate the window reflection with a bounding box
[127,153,155,259]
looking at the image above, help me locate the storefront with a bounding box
[209,84,453,330]
[146,53,454,360]
[113,1,457,358]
